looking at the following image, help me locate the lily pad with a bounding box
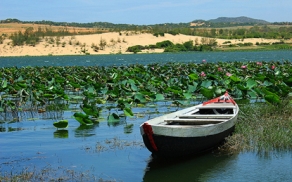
[53,120,68,129]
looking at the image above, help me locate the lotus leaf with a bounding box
[215,88,222,95]
[154,94,165,101]
[230,75,241,83]
[188,84,198,93]
[284,77,292,87]
[134,93,147,103]
[265,94,280,104]
[1,80,7,89]
[53,120,68,129]
[200,87,214,99]
[123,107,134,117]
[17,82,27,88]
[183,93,192,99]
[201,80,212,88]
[108,113,120,122]
[73,112,93,125]
[246,79,257,89]
[247,90,258,98]
[188,73,199,81]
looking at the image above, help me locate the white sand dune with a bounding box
[0,32,281,57]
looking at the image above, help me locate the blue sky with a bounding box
[1,0,291,25]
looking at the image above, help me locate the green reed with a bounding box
[220,99,292,154]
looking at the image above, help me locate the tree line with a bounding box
[150,25,292,40]
[126,39,216,53]
[2,18,292,47]
[2,18,292,38]
[8,26,93,46]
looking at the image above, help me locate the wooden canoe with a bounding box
[140,92,239,158]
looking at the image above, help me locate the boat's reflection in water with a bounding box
[143,150,237,182]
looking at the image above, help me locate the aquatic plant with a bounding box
[219,99,292,154]
[0,60,291,124]
[53,120,68,129]
[73,112,94,125]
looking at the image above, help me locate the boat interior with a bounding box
[164,104,236,125]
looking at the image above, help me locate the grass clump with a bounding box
[220,99,292,154]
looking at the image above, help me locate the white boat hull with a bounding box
[140,92,239,158]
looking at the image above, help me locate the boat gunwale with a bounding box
[143,103,239,126]
[140,103,239,137]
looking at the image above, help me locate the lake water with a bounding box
[0,50,292,67]
[1,51,292,182]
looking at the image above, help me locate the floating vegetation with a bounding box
[0,165,116,182]
[73,112,95,125]
[53,120,68,129]
[0,60,291,127]
[84,137,145,153]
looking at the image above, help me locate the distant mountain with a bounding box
[2,16,282,30]
[208,16,269,24]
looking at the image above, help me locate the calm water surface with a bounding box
[1,104,292,182]
[1,51,292,181]
[0,50,291,67]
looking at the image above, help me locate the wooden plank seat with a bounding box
[195,105,236,109]
[164,118,227,125]
[178,114,234,119]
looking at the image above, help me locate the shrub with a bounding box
[168,30,179,35]
[258,42,270,45]
[183,40,194,51]
[244,42,253,46]
[164,44,187,52]
[99,38,107,50]
[199,45,213,51]
[223,41,232,44]
[272,44,292,49]
[148,44,157,49]
[156,40,174,48]
[228,44,237,47]
[126,45,144,53]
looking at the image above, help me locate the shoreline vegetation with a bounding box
[0,22,292,57]
[220,101,292,154]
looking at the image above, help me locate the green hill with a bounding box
[208,16,269,24]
